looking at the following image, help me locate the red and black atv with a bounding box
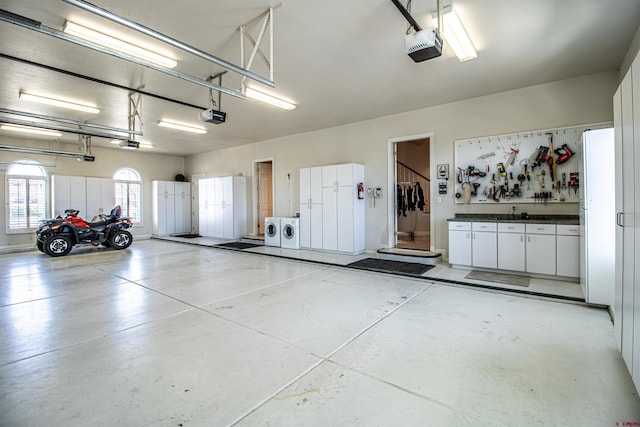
[36,206,133,257]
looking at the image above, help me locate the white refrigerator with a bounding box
[579,128,615,305]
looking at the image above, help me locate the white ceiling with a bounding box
[1,0,639,156]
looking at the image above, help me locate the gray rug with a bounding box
[214,242,263,250]
[464,270,530,287]
[348,258,435,276]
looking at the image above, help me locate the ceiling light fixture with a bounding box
[432,5,477,62]
[63,20,178,69]
[19,90,100,114]
[111,139,153,149]
[157,120,207,134]
[0,124,62,137]
[245,87,296,110]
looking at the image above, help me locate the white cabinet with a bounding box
[448,221,471,266]
[299,167,323,249]
[472,222,497,269]
[498,223,525,272]
[52,175,115,220]
[556,225,580,278]
[51,175,87,218]
[526,224,556,275]
[152,181,192,237]
[198,176,247,239]
[320,163,365,254]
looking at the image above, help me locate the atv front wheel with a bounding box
[36,240,44,252]
[110,230,132,250]
[44,235,73,257]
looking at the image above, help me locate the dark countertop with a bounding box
[448,213,580,225]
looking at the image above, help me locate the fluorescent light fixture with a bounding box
[0,124,63,137]
[19,90,100,114]
[432,5,477,62]
[157,120,207,134]
[245,87,296,110]
[63,20,178,69]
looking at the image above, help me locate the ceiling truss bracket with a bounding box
[240,5,281,92]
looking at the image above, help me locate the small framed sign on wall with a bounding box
[437,164,449,180]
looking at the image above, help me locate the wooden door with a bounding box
[257,161,273,235]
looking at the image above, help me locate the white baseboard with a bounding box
[0,244,37,254]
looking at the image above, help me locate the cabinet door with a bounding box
[336,163,354,186]
[222,203,234,238]
[526,234,556,275]
[556,235,580,278]
[300,204,311,248]
[310,204,323,249]
[449,230,471,266]
[300,168,311,203]
[336,184,354,252]
[498,233,525,271]
[310,167,323,203]
[472,231,497,268]
[322,165,337,187]
[322,187,338,251]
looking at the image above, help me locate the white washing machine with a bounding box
[280,217,301,249]
[264,217,281,247]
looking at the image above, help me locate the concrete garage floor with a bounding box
[1,239,638,426]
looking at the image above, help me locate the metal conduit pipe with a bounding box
[62,0,276,88]
[0,9,245,99]
[0,117,134,141]
[0,145,94,161]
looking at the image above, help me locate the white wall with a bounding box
[0,136,186,249]
[186,71,619,255]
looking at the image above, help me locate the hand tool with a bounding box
[555,144,575,164]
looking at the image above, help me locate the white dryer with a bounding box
[264,217,281,247]
[280,217,301,249]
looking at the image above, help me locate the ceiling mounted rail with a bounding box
[0,108,142,136]
[0,144,95,161]
[0,116,135,141]
[0,9,245,99]
[61,0,275,88]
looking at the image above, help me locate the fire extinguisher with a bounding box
[357,183,364,200]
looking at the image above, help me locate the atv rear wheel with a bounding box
[109,230,132,250]
[44,235,73,257]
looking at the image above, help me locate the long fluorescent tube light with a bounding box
[157,120,207,134]
[245,87,296,110]
[63,20,178,69]
[432,6,477,62]
[0,124,62,137]
[19,90,100,114]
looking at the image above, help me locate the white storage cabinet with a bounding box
[152,180,191,237]
[299,166,323,249]
[556,224,580,278]
[320,163,365,254]
[198,176,247,239]
[472,222,497,269]
[448,221,472,266]
[526,224,556,275]
[498,223,525,272]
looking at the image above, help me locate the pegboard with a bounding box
[454,122,612,204]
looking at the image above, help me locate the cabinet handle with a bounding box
[617,212,624,227]
[520,236,523,242]
[527,236,531,242]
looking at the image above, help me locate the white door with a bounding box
[526,234,556,275]
[449,230,471,266]
[498,233,525,271]
[322,187,338,251]
[472,232,497,269]
[336,184,354,252]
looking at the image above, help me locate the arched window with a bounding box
[114,168,142,224]
[6,160,47,231]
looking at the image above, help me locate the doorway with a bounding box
[253,159,274,236]
[394,137,431,250]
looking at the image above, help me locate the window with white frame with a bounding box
[6,160,47,232]
[114,168,141,224]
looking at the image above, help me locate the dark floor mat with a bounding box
[214,242,263,250]
[347,258,435,276]
[465,270,530,287]
[172,234,201,238]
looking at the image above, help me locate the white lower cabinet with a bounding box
[556,225,580,278]
[448,221,472,266]
[498,223,525,271]
[471,222,497,269]
[526,224,557,275]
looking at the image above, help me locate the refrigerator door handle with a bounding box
[616,211,624,227]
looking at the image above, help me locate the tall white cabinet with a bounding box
[152,180,191,237]
[614,50,640,395]
[299,163,365,255]
[299,166,323,249]
[198,176,247,239]
[52,175,114,220]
